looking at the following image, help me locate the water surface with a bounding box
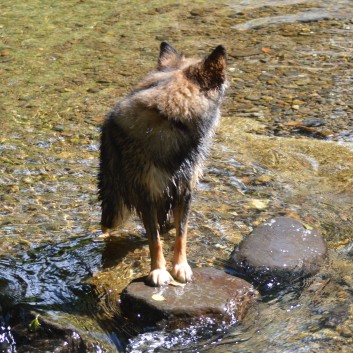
[1,0,353,352]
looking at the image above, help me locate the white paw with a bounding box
[171,262,193,283]
[146,269,172,287]
[98,226,110,238]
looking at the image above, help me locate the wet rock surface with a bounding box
[0,307,91,353]
[231,217,327,290]
[120,267,258,328]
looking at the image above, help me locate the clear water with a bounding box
[1,0,353,351]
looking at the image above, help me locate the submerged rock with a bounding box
[0,307,91,353]
[120,267,258,329]
[230,217,327,292]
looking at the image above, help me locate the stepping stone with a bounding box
[230,217,327,291]
[120,267,258,328]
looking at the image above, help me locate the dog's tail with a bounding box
[98,117,131,231]
[100,200,130,231]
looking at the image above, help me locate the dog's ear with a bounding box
[158,41,182,70]
[204,45,227,76]
[185,45,226,90]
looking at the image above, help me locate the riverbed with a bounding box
[1,0,353,352]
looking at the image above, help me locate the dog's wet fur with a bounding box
[98,42,227,286]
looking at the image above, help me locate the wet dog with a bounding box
[98,41,227,286]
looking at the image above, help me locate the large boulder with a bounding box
[230,217,327,292]
[120,267,258,329]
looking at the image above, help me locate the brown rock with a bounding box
[120,267,258,328]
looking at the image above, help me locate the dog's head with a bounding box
[128,42,227,123]
[158,41,227,94]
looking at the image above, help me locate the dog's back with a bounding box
[98,42,226,285]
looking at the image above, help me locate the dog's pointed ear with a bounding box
[185,45,226,90]
[158,41,182,70]
[204,45,226,73]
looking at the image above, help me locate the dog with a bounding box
[98,41,227,286]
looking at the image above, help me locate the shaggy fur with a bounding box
[98,42,227,286]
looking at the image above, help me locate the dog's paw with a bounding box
[171,262,193,283]
[146,269,172,287]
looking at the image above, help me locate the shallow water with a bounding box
[1,0,353,352]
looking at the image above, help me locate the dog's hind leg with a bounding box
[142,207,172,286]
[171,191,193,283]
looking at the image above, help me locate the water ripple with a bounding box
[0,235,103,309]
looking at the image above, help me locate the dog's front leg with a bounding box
[142,208,172,286]
[171,192,193,283]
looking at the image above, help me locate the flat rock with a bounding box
[120,267,258,328]
[230,217,327,290]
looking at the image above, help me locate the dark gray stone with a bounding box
[120,267,258,328]
[230,217,327,290]
[0,308,91,353]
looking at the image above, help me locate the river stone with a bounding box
[1,308,91,352]
[120,267,258,328]
[230,217,327,291]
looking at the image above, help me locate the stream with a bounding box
[1,0,353,352]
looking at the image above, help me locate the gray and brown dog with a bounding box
[98,42,227,286]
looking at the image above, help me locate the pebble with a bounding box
[292,99,305,105]
[52,125,64,132]
[295,78,311,86]
[302,118,325,127]
[87,87,101,93]
[266,79,277,85]
[245,95,261,101]
[261,96,274,101]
